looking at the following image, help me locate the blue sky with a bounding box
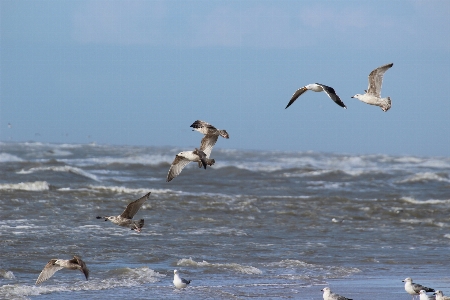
[1,0,449,156]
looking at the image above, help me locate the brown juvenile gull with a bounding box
[35,255,89,285]
[351,63,393,112]
[96,192,150,232]
[190,120,229,168]
[166,148,215,182]
[321,287,352,300]
[173,269,191,289]
[403,277,435,300]
[285,83,347,109]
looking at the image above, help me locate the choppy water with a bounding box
[0,142,449,299]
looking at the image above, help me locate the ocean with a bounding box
[0,142,449,299]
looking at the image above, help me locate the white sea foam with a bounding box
[266,259,361,278]
[397,172,450,184]
[401,197,450,205]
[188,227,248,236]
[0,152,24,163]
[17,166,100,181]
[177,258,262,274]
[0,267,164,299]
[87,185,175,194]
[59,154,174,167]
[0,181,49,191]
[0,269,15,279]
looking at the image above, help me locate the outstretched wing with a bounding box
[120,192,151,219]
[367,63,393,97]
[316,83,347,109]
[199,134,219,158]
[35,259,63,285]
[167,155,191,182]
[285,86,308,109]
[70,256,89,280]
[190,120,216,135]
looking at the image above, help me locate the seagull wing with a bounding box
[367,63,393,97]
[285,86,308,109]
[70,256,89,280]
[35,259,63,285]
[167,155,191,182]
[199,134,219,158]
[120,192,151,219]
[412,282,434,293]
[190,120,216,134]
[316,83,347,108]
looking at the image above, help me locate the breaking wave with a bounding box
[0,181,50,191]
[177,258,262,275]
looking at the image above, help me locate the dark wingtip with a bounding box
[96,216,102,219]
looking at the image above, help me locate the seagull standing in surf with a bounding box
[35,255,89,285]
[321,287,352,300]
[173,269,191,289]
[285,83,347,109]
[351,63,393,112]
[403,277,435,300]
[190,120,229,168]
[96,192,150,232]
[420,290,435,300]
[434,290,450,300]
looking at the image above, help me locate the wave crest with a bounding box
[177,257,262,274]
[0,181,50,191]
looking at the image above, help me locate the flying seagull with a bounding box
[351,63,393,112]
[96,192,150,232]
[285,83,347,109]
[166,148,215,182]
[190,120,229,168]
[434,290,450,300]
[403,277,435,300]
[173,269,191,289]
[35,255,89,285]
[321,287,352,300]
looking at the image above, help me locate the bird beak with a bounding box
[351,96,354,98]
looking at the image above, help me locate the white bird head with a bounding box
[403,277,412,283]
[351,94,362,100]
[321,287,331,294]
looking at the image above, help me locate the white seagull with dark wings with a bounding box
[285,83,347,109]
[352,63,393,112]
[166,120,228,182]
[35,255,89,285]
[96,192,150,232]
[173,269,191,289]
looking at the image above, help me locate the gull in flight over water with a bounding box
[173,269,191,289]
[285,83,347,109]
[351,63,393,112]
[321,287,352,300]
[190,120,229,168]
[35,255,89,285]
[96,192,150,232]
[403,277,435,300]
[167,120,228,182]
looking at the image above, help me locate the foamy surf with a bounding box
[17,166,100,182]
[0,267,164,299]
[0,181,50,191]
[177,258,262,275]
